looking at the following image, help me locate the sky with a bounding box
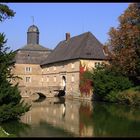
[0,3,129,51]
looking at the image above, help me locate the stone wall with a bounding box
[42,60,80,97]
[11,59,108,100]
[11,63,43,88]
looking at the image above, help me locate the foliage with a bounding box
[91,102,140,137]
[91,64,133,101]
[0,4,15,22]
[1,120,31,137]
[117,87,140,106]
[0,4,30,123]
[106,3,140,79]
[79,64,93,97]
[104,91,118,103]
[0,126,16,137]
[87,3,140,105]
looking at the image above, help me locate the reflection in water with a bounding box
[1,120,31,137]
[4,98,140,137]
[54,97,66,118]
[32,92,46,102]
[91,102,140,137]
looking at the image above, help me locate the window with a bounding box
[47,76,49,82]
[54,66,56,71]
[47,68,49,72]
[95,62,100,67]
[71,75,74,82]
[54,76,56,82]
[41,78,43,82]
[71,63,75,69]
[26,77,31,83]
[25,67,32,72]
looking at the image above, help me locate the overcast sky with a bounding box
[0,3,129,51]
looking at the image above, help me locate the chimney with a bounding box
[66,33,70,41]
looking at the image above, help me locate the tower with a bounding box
[27,25,39,44]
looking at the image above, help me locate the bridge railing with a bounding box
[19,86,62,97]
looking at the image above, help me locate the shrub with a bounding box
[117,87,140,106]
[92,65,140,106]
[104,91,118,103]
[91,65,133,101]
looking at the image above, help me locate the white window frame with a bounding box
[41,78,43,82]
[25,67,32,72]
[54,66,56,71]
[71,75,74,82]
[71,63,75,69]
[26,77,31,83]
[54,76,56,82]
[47,76,49,82]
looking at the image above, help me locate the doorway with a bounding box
[62,76,66,91]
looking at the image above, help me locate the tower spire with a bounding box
[31,16,34,25]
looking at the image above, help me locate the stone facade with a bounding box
[42,59,107,99]
[42,59,80,97]
[11,25,108,100]
[12,59,107,99]
[12,64,42,87]
[11,63,43,97]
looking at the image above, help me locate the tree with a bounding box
[0,4,15,22]
[107,3,140,80]
[90,65,133,101]
[0,4,30,123]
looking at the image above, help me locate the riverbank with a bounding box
[0,126,15,137]
[104,86,140,106]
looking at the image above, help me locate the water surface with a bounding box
[2,97,140,137]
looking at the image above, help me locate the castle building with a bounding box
[12,25,52,97]
[12,25,108,99]
[41,32,108,98]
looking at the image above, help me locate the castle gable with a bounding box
[41,32,106,66]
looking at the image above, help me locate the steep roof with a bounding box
[41,32,106,66]
[14,44,52,64]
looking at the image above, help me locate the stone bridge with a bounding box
[19,86,61,99]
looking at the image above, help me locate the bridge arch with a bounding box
[31,92,46,101]
[36,92,46,98]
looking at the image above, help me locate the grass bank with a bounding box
[0,126,15,137]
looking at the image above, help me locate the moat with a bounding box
[1,97,140,137]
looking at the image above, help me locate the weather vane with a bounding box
[31,16,34,25]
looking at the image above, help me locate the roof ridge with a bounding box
[41,31,106,66]
[59,31,91,43]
